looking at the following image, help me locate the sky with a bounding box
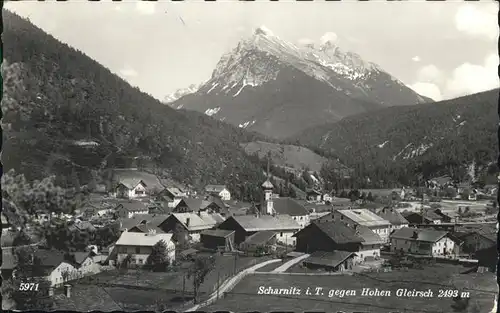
[4,0,499,102]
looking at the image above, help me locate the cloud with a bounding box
[416,64,443,84]
[410,82,442,101]
[320,32,338,45]
[455,3,498,40]
[136,1,156,15]
[445,53,498,98]
[120,67,138,78]
[412,56,420,62]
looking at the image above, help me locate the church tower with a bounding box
[261,153,274,215]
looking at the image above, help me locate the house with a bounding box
[30,249,76,287]
[433,209,453,223]
[1,248,15,279]
[115,231,175,267]
[217,214,300,246]
[199,229,235,251]
[239,230,277,253]
[115,200,150,218]
[203,195,230,216]
[158,212,225,242]
[323,193,333,203]
[376,207,409,233]
[113,179,148,199]
[306,189,322,202]
[173,198,212,213]
[293,220,383,263]
[68,251,101,277]
[302,251,356,272]
[403,210,443,225]
[204,185,231,201]
[454,224,496,255]
[128,224,166,235]
[390,227,459,257]
[326,209,391,243]
[68,220,97,233]
[157,187,186,208]
[109,169,166,199]
[117,214,169,233]
[268,197,310,229]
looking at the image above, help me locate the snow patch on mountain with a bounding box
[377,140,389,148]
[164,83,202,104]
[205,107,221,116]
[238,120,256,128]
[394,142,433,160]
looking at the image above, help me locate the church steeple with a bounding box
[261,152,274,215]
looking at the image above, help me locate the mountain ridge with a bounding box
[291,89,499,186]
[1,11,269,200]
[169,26,432,139]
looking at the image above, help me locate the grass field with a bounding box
[206,264,497,313]
[54,254,269,311]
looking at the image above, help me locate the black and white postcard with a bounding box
[1,1,498,312]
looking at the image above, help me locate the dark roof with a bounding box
[403,210,442,221]
[112,169,165,192]
[356,226,384,245]
[243,231,277,245]
[230,214,300,232]
[117,200,149,212]
[34,249,66,268]
[118,214,169,230]
[376,208,409,225]
[271,198,309,216]
[129,224,165,234]
[390,227,448,243]
[72,252,91,265]
[298,221,364,244]
[200,229,235,238]
[304,251,356,268]
[455,224,496,242]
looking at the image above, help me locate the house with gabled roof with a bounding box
[114,200,150,218]
[320,209,391,243]
[403,210,443,225]
[217,214,300,246]
[293,220,383,263]
[205,185,231,201]
[110,169,165,199]
[376,207,409,232]
[158,212,225,242]
[115,231,175,267]
[390,227,460,257]
[264,197,310,229]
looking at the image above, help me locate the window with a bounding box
[135,247,140,254]
[340,216,344,220]
[139,259,143,264]
[135,190,144,195]
[280,232,283,236]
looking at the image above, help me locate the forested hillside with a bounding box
[292,89,499,187]
[1,11,267,200]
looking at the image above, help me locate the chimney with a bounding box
[412,230,418,239]
[186,218,190,227]
[64,284,72,298]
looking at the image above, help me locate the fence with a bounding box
[249,271,352,276]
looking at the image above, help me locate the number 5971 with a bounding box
[19,283,39,291]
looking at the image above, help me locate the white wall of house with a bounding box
[189,232,202,243]
[48,262,77,287]
[79,257,101,275]
[168,198,182,208]
[276,230,298,246]
[116,242,175,266]
[355,246,381,263]
[291,215,310,229]
[114,183,147,199]
[431,237,455,257]
[370,226,390,243]
[391,238,416,253]
[219,189,231,201]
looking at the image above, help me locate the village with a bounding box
[1,167,498,312]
